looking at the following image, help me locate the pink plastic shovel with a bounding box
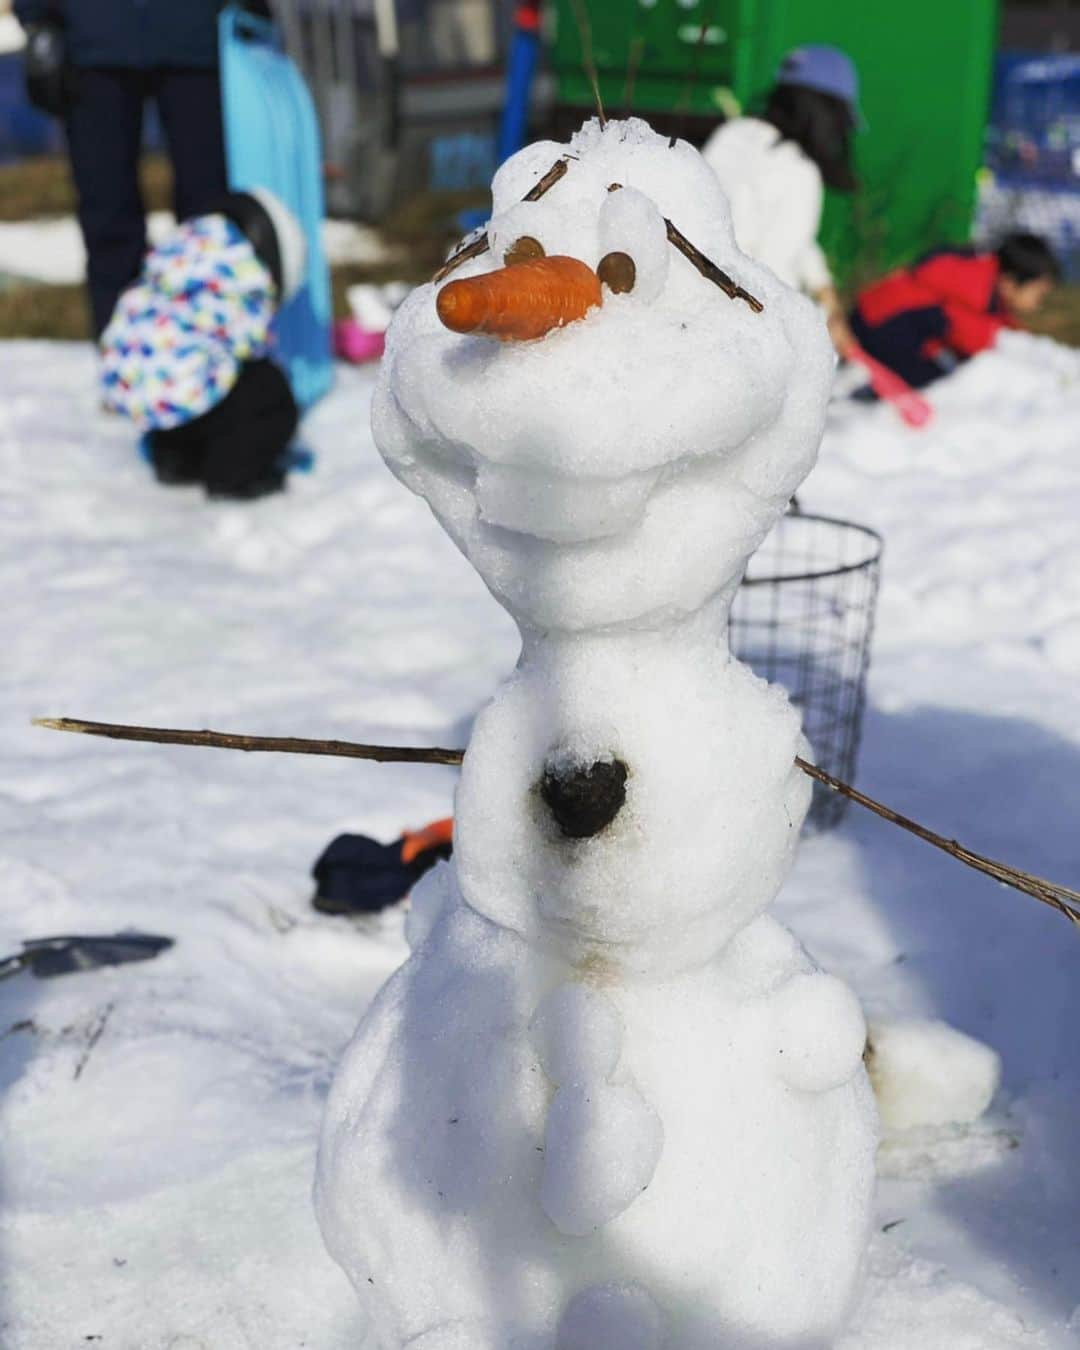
[848,342,933,429]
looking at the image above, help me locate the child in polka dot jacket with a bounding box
[101,188,306,499]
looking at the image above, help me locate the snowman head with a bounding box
[373,118,834,633]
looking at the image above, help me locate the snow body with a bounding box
[316,118,878,1349]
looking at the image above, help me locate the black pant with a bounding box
[151,359,299,495]
[850,305,951,390]
[65,67,228,338]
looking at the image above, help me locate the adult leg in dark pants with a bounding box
[154,68,229,225]
[64,68,147,338]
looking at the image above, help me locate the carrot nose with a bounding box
[436,256,602,342]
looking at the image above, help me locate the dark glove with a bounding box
[311,820,453,916]
[23,23,73,118]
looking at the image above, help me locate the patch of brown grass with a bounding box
[327,189,490,316]
[379,187,488,247]
[7,274,1079,350]
[331,261,428,319]
[1026,284,1080,348]
[0,153,173,221]
[0,161,475,329]
[0,260,431,337]
[0,282,88,339]
[328,188,490,317]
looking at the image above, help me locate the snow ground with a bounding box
[1,334,1079,1347]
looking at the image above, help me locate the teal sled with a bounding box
[220,3,333,409]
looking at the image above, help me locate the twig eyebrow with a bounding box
[431,234,489,285]
[522,156,573,201]
[607,182,763,312]
[664,218,764,313]
[432,157,574,284]
[433,160,763,315]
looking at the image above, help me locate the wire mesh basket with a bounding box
[729,511,883,833]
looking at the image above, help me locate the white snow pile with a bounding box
[1,176,1080,1350]
[868,1017,1001,1133]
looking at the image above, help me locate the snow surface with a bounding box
[2,327,1079,1347]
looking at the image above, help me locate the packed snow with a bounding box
[2,278,1080,1347]
[867,1018,1002,1133]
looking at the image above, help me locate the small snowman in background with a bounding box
[317,119,878,1349]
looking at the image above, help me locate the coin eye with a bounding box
[597,251,636,294]
[504,235,545,266]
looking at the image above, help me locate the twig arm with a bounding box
[797,756,1080,928]
[33,718,465,767]
[32,718,1080,929]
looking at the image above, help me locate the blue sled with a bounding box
[219,3,333,410]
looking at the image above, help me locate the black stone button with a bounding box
[539,757,628,839]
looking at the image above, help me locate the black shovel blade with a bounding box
[17,933,174,979]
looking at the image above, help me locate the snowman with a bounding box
[316,118,878,1350]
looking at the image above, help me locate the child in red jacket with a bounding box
[850,232,1060,388]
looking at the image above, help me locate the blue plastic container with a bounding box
[986,53,1080,190]
[978,52,1080,280]
[219,3,333,409]
[0,52,62,162]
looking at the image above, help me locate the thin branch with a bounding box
[74,1002,114,1082]
[622,36,645,119]
[797,756,1080,929]
[669,0,720,147]
[568,0,606,126]
[605,185,763,314]
[664,218,764,312]
[522,156,571,202]
[431,158,573,284]
[432,235,489,284]
[33,717,1080,930]
[33,718,465,767]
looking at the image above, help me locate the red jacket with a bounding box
[855,250,1018,358]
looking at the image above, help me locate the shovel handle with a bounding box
[848,343,933,428]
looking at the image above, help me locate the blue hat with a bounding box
[776,45,865,127]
